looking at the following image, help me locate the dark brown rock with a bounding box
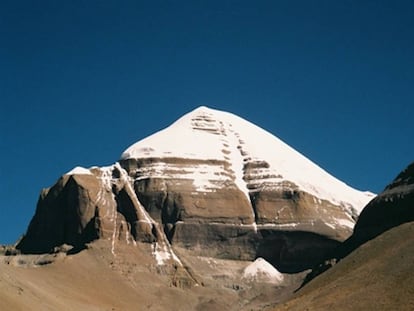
[171,222,258,261]
[172,222,341,272]
[16,166,159,253]
[249,185,353,240]
[16,174,101,253]
[349,161,414,248]
[116,155,352,271]
[121,157,255,225]
[301,161,414,287]
[332,161,414,259]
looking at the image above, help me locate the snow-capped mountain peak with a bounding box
[17,105,379,288]
[121,106,374,215]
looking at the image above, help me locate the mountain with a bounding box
[271,161,414,311]
[2,106,377,310]
[16,106,374,272]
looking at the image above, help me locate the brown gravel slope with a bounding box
[0,241,240,311]
[0,239,305,311]
[271,221,414,311]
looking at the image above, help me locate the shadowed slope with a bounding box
[271,162,414,310]
[271,221,414,311]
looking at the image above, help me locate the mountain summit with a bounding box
[17,106,374,272]
[121,106,373,219]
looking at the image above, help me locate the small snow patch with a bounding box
[242,257,284,284]
[153,245,170,265]
[152,242,182,266]
[65,166,92,175]
[335,217,355,229]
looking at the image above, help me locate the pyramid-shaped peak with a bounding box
[172,106,245,127]
[120,106,374,213]
[188,105,230,114]
[121,106,269,161]
[185,105,240,118]
[191,105,214,113]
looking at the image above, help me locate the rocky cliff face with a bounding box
[17,165,163,253]
[16,106,374,272]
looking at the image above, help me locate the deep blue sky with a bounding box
[1,1,413,244]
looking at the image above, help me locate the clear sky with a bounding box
[1,1,413,244]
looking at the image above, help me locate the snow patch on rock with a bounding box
[65,166,92,175]
[152,242,182,266]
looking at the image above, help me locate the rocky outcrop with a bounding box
[16,173,101,253]
[122,157,254,226]
[16,165,160,253]
[347,161,414,251]
[302,161,414,286]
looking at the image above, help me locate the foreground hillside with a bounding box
[271,162,414,310]
[0,239,305,311]
[271,221,414,311]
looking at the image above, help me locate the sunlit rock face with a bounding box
[17,106,375,271]
[16,164,166,254]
